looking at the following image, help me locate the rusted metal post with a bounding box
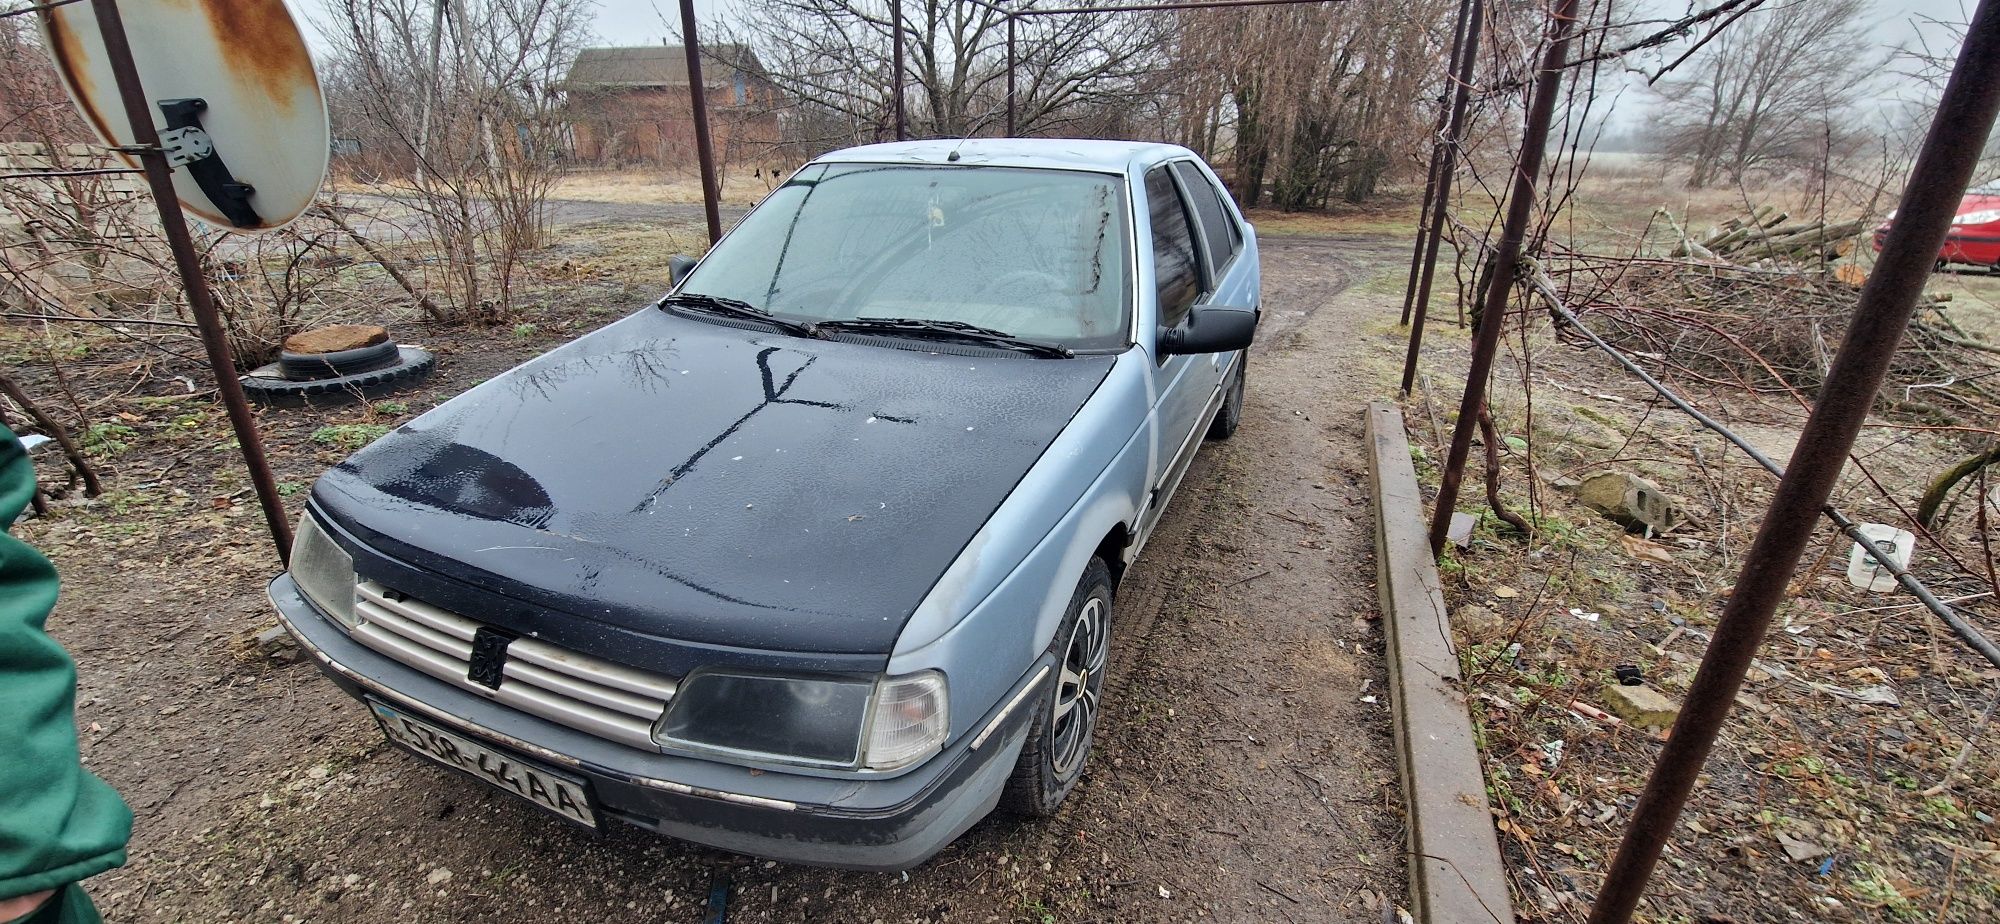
[1425,0,1573,555]
[1399,0,1486,394]
[891,0,906,141]
[1398,0,1475,327]
[1585,4,2000,921]
[677,0,723,244]
[1006,14,1018,137]
[89,0,292,564]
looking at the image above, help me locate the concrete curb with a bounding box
[1366,401,1516,924]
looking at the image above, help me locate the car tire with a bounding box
[1207,356,1246,440]
[1000,556,1113,817]
[242,348,435,407]
[279,339,401,380]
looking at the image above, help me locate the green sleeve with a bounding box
[0,427,132,902]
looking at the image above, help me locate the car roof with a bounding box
[813,138,1196,175]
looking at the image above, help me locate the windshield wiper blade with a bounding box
[815,317,1073,358]
[659,292,819,338]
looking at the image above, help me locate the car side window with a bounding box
[1146,166,1201,329]
[1172,162,1239,280]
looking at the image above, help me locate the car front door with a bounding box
[1138,163,1223,541]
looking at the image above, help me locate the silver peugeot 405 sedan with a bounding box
[270,138,1259,869]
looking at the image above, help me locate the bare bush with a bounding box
[321,0,589,322]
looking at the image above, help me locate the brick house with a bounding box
[563,44,783,168]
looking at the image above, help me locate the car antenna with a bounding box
[945,135,968,162]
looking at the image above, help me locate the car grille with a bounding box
[348,580,676,749]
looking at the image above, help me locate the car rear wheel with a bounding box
[1000,557,1113,817]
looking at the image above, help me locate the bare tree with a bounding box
[1172,2,1454,209]
[1648,0,1882,188]
[720,0,1170,146]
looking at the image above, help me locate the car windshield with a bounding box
[676,163,1131,351]
[1972,178,2000,196]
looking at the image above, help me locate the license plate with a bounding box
[371,701,600,829]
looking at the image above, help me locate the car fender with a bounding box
[887,350,1155,742]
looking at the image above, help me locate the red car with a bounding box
[1874,180,2000,269]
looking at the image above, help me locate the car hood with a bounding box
[313,307,1116,655]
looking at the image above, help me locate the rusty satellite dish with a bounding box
[41,0,330,232]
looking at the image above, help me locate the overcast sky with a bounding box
[304,0,1975,122]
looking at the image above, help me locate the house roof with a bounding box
[563,45,761,89]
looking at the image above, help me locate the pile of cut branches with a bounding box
[1548,256,2000,422]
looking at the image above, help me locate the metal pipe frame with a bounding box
[1585,3,2000,919]
[1425,0,1576,555]
[1399,0,1485,394]
[677,0,724,245]
[1397,0,1476,328]
[892,0,907,140]
[89,0,292,564]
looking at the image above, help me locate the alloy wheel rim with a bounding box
[1050,597,1108,776]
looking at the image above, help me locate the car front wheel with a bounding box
[1000,557,1113,817]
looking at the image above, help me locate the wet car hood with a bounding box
[312,307,1116,655]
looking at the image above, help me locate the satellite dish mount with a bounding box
[153,97,261,228]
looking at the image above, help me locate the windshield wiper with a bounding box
[659,292,819,338]
[814,317,1073,358]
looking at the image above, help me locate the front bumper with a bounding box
[270,574,1041,870]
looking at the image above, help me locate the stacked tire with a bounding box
[241,324,433,407]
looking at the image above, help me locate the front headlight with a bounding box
[656,669,948,770]
[290,512,357,628]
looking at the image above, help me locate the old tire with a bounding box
[1207,356,1246,440]
[1000,557,1113,817]
[243,347,434,407]
[279,339,401,380]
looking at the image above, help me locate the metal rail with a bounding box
[1583,1,2000,918]
[1398,0,1486,393]
[90,0,292,564]
[893,0,908,140]
[1397,0,1476,327]
[1425,0,1579,555]
[677,0,724,244]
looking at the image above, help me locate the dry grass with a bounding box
[548,169,780,206]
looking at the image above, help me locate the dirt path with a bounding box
[35,232,1420,923]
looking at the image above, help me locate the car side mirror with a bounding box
[1159,305,1257,356]
[668,254,698,286]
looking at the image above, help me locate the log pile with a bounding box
[1664,206,1867,265]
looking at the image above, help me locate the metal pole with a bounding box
[891,0,906,140]
[1398,0,1475,326]
[88,0,292,564]
[677,0,723,245]
[1006,14,1018,137]
[1399,0,1485,394]
[1585,3,2000,920]
[1425,0,1572,555]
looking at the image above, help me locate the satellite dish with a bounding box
[40,0,330,233]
